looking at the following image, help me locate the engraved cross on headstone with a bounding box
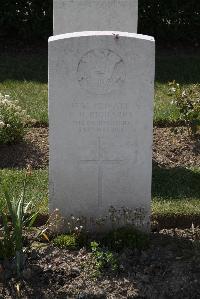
[80,137,123,206]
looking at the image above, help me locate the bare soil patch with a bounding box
[0,128,48,169]
[0,127,199,169]
[153,127,200,168]
[0,228,200,299]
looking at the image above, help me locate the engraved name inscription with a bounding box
[72,101,132,133]
[77,49,125,94]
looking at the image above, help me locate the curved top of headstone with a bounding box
[49,31,155,42]
[53,0,138,35]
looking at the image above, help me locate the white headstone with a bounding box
[49,31,155,230]
[53,0,138,35]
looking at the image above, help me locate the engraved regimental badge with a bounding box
[77,49,125,95]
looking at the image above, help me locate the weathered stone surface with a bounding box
[53,0,138,35]
[48,31,155,230]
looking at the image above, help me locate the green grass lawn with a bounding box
[0,48,200,125]
[154,51,200,124]
[152,166,200,216]
[0,169,48,213]
[0,167,199,217]
[0,50,48,124]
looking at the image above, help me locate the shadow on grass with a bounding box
[156,51,200,84]
[152,162,200,200]
[1,47,200,84]
[0,49,47,83]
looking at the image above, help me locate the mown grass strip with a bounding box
[0,167,200,218]
[0,50,48,125]
[0,169,48,213]
[152,166,200,216]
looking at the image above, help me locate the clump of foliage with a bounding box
[103,226,149,251]
[53,234,78,250]
[90,241,118,276]
[53,230,87,250]
[0,173,38,276]
[169,81,200,136]
[0,93,35,144]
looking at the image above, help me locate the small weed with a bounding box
[90,241,118,276]
[0,171,38,276]
[53,231,87,250]
[53,234,78,250]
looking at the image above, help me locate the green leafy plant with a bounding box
[90,241,118,276]
[53,234,78,250]
[53,230,87,250]
[103,226,149,251]
[0,93,35,144]
[169,81,200,135]
[0,174,38,276]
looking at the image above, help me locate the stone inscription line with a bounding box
[80,137,123,207]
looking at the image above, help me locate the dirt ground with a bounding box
[0,227,200,299]
[0,127,199,169]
